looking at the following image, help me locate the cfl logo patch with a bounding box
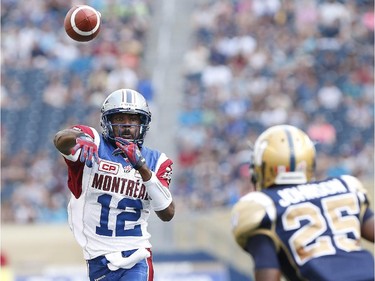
[162,166,172,184]
[124,165,132,173]
[99,161,119,175]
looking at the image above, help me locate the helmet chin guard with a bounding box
[100,89,151,147]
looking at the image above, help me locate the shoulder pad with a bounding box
[231,192,275,248]
[340,175,366,193]
[340,175,369,204]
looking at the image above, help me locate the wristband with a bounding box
[143,172,172,211]
[134,157,146,170]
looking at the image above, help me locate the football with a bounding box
[64,5,101,42]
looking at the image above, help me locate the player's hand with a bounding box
[71,135,99,168]
[112,137,146,170]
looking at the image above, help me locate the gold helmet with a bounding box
[252,125,316,190]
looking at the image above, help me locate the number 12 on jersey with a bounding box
[96,194,143,237]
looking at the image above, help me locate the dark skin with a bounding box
[54,113,175,222]
[254,269,281,281]
[361,216,374,242]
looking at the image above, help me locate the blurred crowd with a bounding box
[1,0,374,222]
[1,0,154,223]
[174,0,374,210]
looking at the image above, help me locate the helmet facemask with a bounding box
[100,89,151,147]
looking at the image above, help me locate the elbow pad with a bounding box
[143,172,172,211]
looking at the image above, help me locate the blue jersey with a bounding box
[232,175,374,281]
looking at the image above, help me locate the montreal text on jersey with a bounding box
[91,173,149,200]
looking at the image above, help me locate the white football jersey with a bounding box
[61,125,173,260]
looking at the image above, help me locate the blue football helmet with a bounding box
[100,89,151,147]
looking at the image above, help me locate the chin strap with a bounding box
[143,172,172,211]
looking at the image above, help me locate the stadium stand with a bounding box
[1,0,373,279]
[174,0,374,211]
[2,0,373,220]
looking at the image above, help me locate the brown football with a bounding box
[64,5,101,42]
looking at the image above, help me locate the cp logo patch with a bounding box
[99,161,120,175]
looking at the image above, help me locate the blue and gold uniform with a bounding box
[232,175,374,281]
[231,125,374,281]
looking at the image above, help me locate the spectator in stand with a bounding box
[1,0,154,223]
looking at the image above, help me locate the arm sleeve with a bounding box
[245,234,280,270]
[62,125,98,198]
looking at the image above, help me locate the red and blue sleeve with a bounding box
[64,125,95,198]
